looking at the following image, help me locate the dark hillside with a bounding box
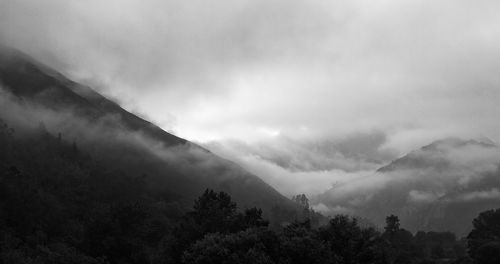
[0,46,300,223]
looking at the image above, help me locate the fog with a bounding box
[315,139,500,218]
[1,0,500,210]
[0,85,235,186]
[205,132,396,196]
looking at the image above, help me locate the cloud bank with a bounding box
[205,131,396,196]
[1,0,500,150]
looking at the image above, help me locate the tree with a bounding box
[473,242,500,264]
[382,215,415,264]
[292,194,310,210]
[384,215,400,234]
[237,207,269,230]
[467,208,500,262]
[171,190,270,262]
[182,228,278,264]
[279,221,335,264]
[0,119,13,160]
[318,215,384,264]
[191,189,238,234]
[0,119,14,138]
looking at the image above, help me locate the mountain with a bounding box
[0,46,186,145]
[377,138,497,173]
[0,46,299,222]
[316,137,500,236]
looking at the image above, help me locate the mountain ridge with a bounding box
[315,137,500,235]
[0,45,302,223]
[0,46,188,146]
[377,137,498,173]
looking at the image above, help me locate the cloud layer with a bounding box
[205,131,396,196]
[1,0,500,150]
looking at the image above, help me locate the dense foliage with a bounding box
[0,119,494,264]
[0,120,176,263]
[467,208,500,264]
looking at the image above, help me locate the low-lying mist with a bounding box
[204,131,500,234]
[204,132,398,197]
[0,85,291,212]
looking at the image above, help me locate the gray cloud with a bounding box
[202,131,399,197]
[1,0,500,150]
[455,188,500,202]
[206,131,397,172]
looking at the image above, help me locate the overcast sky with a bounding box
[1,0,500,154]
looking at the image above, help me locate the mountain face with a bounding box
[0,47,186,146]
[316,138,500,236]
[0,46,298,221]
[377,138,497,173]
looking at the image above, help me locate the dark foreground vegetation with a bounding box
[1,119,499,264]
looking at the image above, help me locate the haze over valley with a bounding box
[1,1,500,263]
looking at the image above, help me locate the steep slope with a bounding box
[0,47,186,146]
[0,46,298,221]
[317,138,500,235]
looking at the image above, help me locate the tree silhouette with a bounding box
[171,189,270,262]
[384,215,400,234]
[467,208,500,262]
[190,189,238,233]
[280,220,335,264]
[382,215,415,264]
[182,228,278,264]
[318,215,383,264]
[292,194,310,210]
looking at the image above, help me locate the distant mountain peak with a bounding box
[422,137,496,150]
[378,137,497,173]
